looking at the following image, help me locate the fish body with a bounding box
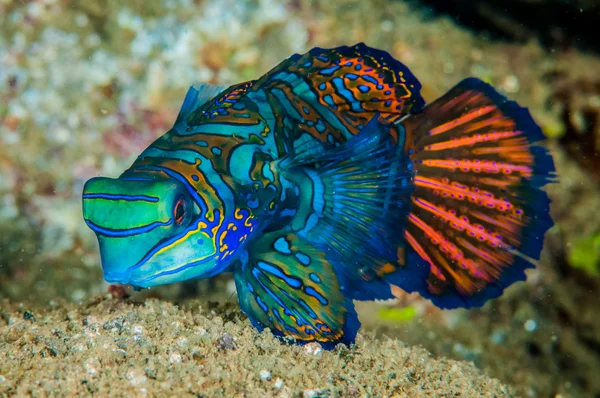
[82,44,555,346]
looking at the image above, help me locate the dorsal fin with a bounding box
[250,43,424,147]
[175,83,227,124]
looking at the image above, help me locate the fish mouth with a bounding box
[104,271,153,289]
[103,268,156,288]
[102,254,222,288]
[103,270,135,286]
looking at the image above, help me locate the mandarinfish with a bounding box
[82,43,555,348]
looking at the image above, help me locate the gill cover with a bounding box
[82,177,217,287]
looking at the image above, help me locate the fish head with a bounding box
[82,176,221,288]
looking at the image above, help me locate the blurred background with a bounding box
[1,0,599,396]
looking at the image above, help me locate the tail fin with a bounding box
[399,78,555,309]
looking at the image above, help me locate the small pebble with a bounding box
[114,349,127,357]
[71,289,86,302]
[304,342,323,356]
[84,359,98,376]
[304,389,326,398]
[132,325,144,335]
[502,75,520,94]
[453,343,465,354]
[259,369,271,381]
[218,333,236,350]
[524,319,537,332]
[196,327,207,336]
[169,352,182,364]
[380,20,393,32]
[127,370,147,387]
[23,311,35,322]
[490,330,505,345]
[83,316,99,327]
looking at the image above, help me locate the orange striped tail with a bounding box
[399,78,555,308]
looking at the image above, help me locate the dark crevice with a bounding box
[411,0,600,54]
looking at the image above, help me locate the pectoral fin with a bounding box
[234,231,359,347]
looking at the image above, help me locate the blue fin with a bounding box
[175,83,227,124]
[279,116,430,301]
[234,231,359,348]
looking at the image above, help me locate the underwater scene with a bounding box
[1,0,600,396]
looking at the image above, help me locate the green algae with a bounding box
[377,306,417,323]
[569,234,600,277]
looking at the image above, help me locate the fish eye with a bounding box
[174,198,186,225]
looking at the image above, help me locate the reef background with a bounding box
[1,0,600,397]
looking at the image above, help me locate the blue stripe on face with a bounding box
[129,253,219,284]
[133,164,210,216]
[85,219,172,237]
[118,177,156,182]
[119,218,208,274]
[82,193,159,202]
[137,149,235,218]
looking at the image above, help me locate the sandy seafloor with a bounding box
[1,0,600,397]
[1,296,512,397]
